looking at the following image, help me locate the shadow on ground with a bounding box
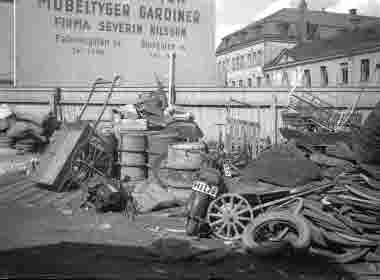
[0,241,354,280]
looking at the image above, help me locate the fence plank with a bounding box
[0,87,378,141]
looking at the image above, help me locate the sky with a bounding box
[216,0,380,46]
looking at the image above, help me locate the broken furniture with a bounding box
[30,76,120,192]
[285,85,362,132]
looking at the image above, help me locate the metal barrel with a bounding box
[118,131,147,181]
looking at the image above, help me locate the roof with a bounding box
[216,8,380,55]
[264,25,380,69]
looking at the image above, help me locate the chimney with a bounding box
[296,0,308,43]
[349,9,361,30]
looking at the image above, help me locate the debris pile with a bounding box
[236,103,380,267]
[0,104,59,154]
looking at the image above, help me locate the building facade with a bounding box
[216,0,380,88]
[264,26,380,87]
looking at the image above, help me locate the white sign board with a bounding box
[16,0,216,86]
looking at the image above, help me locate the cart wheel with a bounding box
[89,137,114,176]
[69,139,114,185]
[206,193,254,241]
[70,142,94,186]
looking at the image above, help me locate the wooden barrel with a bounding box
[119,131,147,181]
[167,142,205,170]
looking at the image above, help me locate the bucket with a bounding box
[118,132,147,181]
[167,142,205,170]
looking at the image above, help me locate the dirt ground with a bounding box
[0,202,355,280]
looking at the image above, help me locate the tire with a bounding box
[242,212,311,256]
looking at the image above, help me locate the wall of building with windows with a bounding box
[216,41,296,87]
[266,50,380,87]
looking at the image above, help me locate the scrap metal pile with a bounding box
[0,104,59,154]
[234,101,380,272]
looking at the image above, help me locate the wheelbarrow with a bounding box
[30,76,121,192]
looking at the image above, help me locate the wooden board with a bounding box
[29,122,92,190]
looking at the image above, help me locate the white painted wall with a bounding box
[0,2,13,84]
[216,42,266,87]
[14,0,216,87]
[267,50,380,87]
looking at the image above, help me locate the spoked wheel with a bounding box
[69,142,94,188]
[69,138,114,188]
[206,193,254,241]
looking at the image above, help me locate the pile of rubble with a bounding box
[0,104,59,155]
[234,102,380,271]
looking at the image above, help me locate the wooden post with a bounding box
[168,52,176,106]
[49,88,60,117]
[13,1,17,88]
[272,94,278,146]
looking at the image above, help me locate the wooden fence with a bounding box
[0,86,379,142]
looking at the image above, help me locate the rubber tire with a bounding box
[242,212,311,256]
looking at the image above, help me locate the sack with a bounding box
[6,121,44,140]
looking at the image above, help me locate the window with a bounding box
[239,80,243,88]
[257,77,262,88]
[375,63,380,83]
[257,50,262,64]
[304,69,311,88]
[266,74,271,86]
[247,78,252,88]
[320,66,328,87]
[253,53,257,65]
[248,54,252,66]
[282,71,289,86]
[231,81,236,87]
[361,59,370,82]
[236,56,240,70]
[340,63,349,84]
[240,55,245,69]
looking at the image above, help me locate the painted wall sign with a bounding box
[16,0,216,86]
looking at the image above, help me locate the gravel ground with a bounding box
[0,203,354,280]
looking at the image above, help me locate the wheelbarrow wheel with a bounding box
[69,139,114,187]
[242,212,311,256]
[69,142,94,186]
[206,193,254,241]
